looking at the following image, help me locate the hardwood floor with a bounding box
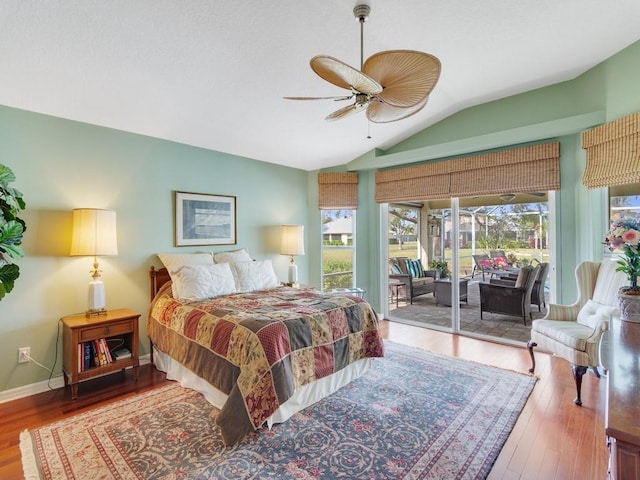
[0,320,607,479]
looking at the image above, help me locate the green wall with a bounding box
[0,106,309,394]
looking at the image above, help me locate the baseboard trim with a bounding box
[0,354,151,404]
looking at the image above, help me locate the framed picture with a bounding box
[175,191,236,246]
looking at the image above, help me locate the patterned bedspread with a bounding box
[148,283,384,445]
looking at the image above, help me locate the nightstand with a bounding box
[61,308,140,399]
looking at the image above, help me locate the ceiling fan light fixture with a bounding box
[286,4,441,124]
[500,194,516,202]
[353,4,370,23]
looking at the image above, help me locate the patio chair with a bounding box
[531,262,550,311]
[389,257,437,304]
[489,249,507,260]
[528,260,626,406]
[489,262,550,312]
[479,264,541,325]
[471,254,492,280]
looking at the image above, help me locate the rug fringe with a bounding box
[19,429,42,480]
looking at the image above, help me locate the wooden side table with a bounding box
[61,308,140,399]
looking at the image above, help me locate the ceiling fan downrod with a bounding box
[353,4,370,70]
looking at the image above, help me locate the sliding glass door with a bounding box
[386,192,550,345]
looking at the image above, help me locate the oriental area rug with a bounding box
[21,341,536,480]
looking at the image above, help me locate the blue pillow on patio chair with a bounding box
[405,259,425,278]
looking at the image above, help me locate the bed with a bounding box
[147,262,384,445]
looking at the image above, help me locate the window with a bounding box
[388,204,421,262]
[609,184,640,223]
[321,210,355,291]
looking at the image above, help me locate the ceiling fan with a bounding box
[284,4,441,123]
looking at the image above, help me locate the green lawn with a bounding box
[324,242,549,279]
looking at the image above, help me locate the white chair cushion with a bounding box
[531,319,595,351]
[576,299,617,330]
[592,259,627,306]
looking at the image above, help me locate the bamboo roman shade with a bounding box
[582,112,640,189]
[318,172,359,209]
[375,142,561,203]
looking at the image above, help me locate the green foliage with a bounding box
[428,258,450,278]
[322,260,353,290]
[0,164,26,301]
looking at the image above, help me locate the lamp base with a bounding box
[288,263,298,286]
[87,278,107,316]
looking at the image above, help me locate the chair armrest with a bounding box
[479,282,522,294]
[585,318,610,342]
[424,270,438,279]
[389,274,412,287]
[489,278,516,286]
[543,303,581,321]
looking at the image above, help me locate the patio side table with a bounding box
[434,278,469,307]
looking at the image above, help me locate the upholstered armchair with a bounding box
[528,260,627,406]
[479,264,540,325]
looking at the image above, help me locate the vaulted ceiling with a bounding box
[2,1,639,171]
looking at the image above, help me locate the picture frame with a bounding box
[175,191,236,246]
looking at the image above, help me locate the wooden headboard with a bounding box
[149,266,171,300]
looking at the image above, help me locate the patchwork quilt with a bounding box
[148,283,383,444]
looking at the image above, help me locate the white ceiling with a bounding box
[2,1,640,171]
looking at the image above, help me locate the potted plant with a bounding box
[0,164,26,301]
[604,218,640,321]
[428,258,450,279]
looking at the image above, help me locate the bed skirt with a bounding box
[152,346,372,429]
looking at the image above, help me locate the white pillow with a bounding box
[171,263,236,301]
[230,259,280,293]
[213,248,252,264]
[576,299,618,330]
[157,253,215,298]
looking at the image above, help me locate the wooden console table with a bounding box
[601,317,640,479]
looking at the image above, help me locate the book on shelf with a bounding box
[112,347,131,360]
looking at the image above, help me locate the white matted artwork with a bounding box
[175,191,236,246]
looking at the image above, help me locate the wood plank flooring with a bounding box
[0,320,607,479]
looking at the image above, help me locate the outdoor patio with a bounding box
[387,277,547,343]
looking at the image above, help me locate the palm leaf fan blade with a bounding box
[367,96,429,124]
[310,55,382,95]
[325,104,363,122]
[364,50,441,107]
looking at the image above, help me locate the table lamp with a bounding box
[280,225,304,286]
[70,208,118,315]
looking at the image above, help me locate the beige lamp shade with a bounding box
[70,209,118,257]
[70,208,117,315]
[280,225,305,256]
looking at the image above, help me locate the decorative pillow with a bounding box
[157,252,215,298]
[576,299,618,330]
[229,259,280,293]
[493,256,509,269]
[478,259,493,269]
[390,262,403,275]
[514,265,532,288]
[405,259,425,278]
[171,263,236,301]
[213,248,253,264]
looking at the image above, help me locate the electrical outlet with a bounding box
[18,347,30,364]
